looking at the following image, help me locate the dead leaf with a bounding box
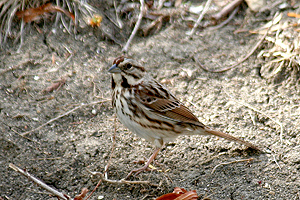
[287,12,300,18]
[16,3,75,23]
[156,187,198,200]
[42,77,67,94]
[74,188,88,200]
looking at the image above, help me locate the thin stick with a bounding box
[85,116,149,196]
[122,0,145,52]
[22,99,110,136]
[58,53,73,70]
[88,171,150,185]
[0,59,32,75]
[84,178,102,200]
[272,154,281,170]
[211,158,254,174]
[198,152,227,166]
[211,0,243,21]
[9,163,69,200]
[186,0,212,36]
[11,128,40,144]
[208,6,239,31]
[17,16,25,52]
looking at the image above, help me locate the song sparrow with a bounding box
[109,56,261,178]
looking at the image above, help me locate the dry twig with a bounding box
[88,170,150,185]
[272,154,281,170]
[208,6,239,31]
[84,178,102,200]
[211,0,243,21]
[211,158,254,174]
[22,99,110,136]
[0,60,32,75]
[143,15,163,36]
[142,7,185,36]
[198,152,227,166]
[85,115,150,200]
[11,128,40,144]
[9,163,70,200]
[122,0,145,52]
[186,0,212,36]
[57,53,73,70]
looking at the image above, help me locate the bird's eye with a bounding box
[125,63,132,70]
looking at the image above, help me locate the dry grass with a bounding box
[0,0,98,50]
[257,13,300,84]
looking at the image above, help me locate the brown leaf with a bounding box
[174,191,198,200]
[16,3,75,23]
[156,187,198,200]
[42,77,66,94]
[74,188,89,200]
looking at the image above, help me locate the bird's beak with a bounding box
[108,64,121,73]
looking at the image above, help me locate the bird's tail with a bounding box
[204,128,262,151]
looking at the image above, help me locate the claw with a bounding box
[124,148,160,179]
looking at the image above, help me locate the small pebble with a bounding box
[269,191,275,195]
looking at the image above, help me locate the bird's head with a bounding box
[109,56,146,88]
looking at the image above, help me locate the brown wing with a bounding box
[135,80,262,151]
[136,81,203,125]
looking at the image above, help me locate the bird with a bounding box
[108,56,261,179]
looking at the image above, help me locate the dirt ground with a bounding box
[1,2,300,200]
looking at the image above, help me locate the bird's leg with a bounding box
[125,147,161,179]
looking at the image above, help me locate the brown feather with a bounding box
[113,56,125,65]
[147,98,201,123]
[204,128,262,151]
[136,83,204,125]
[136,81,261,151]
